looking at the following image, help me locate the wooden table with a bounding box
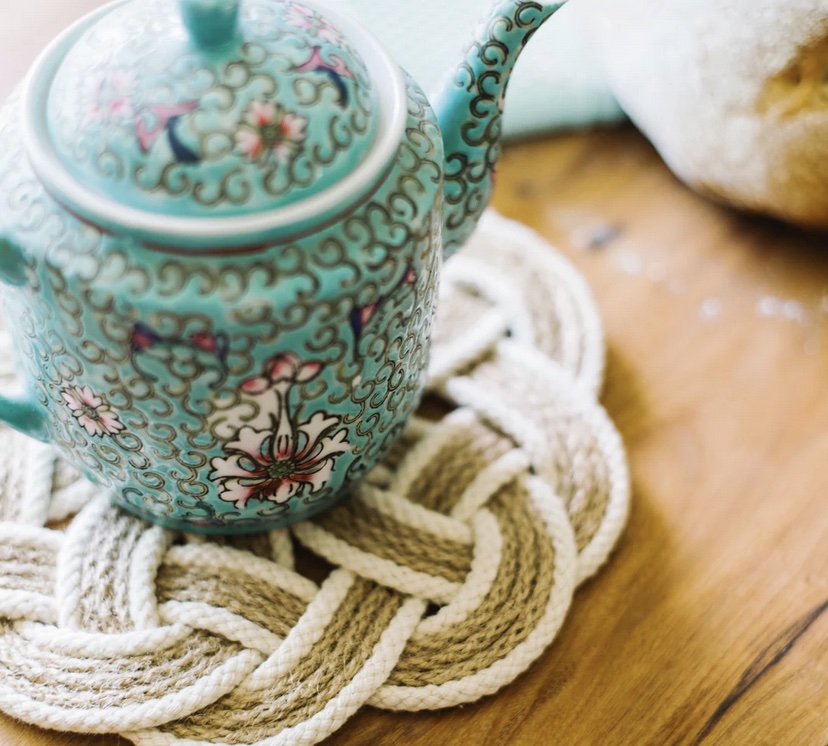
[2,3,828,745]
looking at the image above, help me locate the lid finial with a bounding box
[178,0,241,49]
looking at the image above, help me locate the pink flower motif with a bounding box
[211,354,348,508]
[82,69,137,126]
[357,303,378,327]
[285,4,342,45]
[269,352,322,383]
[61,386,125,438]
[248,100,278,128]
[189,331,227,357]
[241,352,322,395]
[235,100,308,164]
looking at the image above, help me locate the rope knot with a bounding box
[0,212,629,744]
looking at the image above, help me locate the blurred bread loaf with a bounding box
[575,0,828,230]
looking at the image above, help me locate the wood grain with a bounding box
[2,3,828,745]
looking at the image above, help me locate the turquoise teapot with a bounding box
[0,0,564,532]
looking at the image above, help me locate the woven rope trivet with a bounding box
[0,211,629,746]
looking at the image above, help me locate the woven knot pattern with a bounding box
[0,212,629,746]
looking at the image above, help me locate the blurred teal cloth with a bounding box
[339,0,624,140]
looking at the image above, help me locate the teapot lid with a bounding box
[22,0,406,249]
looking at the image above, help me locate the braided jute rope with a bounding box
[0,211,630,746]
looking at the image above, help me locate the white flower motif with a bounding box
[210,353,349,508]
[210,416,349,508]
[61,385,125,438]
[235,100,308,164]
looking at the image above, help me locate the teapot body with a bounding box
[0,0,570,532]
[0,78,443,532]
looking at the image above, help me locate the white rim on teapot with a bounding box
[21,0,408,251]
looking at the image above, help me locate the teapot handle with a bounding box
[0,393,51,442]
[0,236,51,442]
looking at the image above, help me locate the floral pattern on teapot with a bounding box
[60,386,126,438]
[209,352,350,509]
[0,0,570,532]
[46,0,376,217]
[0,76,442,532]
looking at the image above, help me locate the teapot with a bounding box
[0,0,564,532]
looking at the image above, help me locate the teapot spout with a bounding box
[434,1,566,258]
